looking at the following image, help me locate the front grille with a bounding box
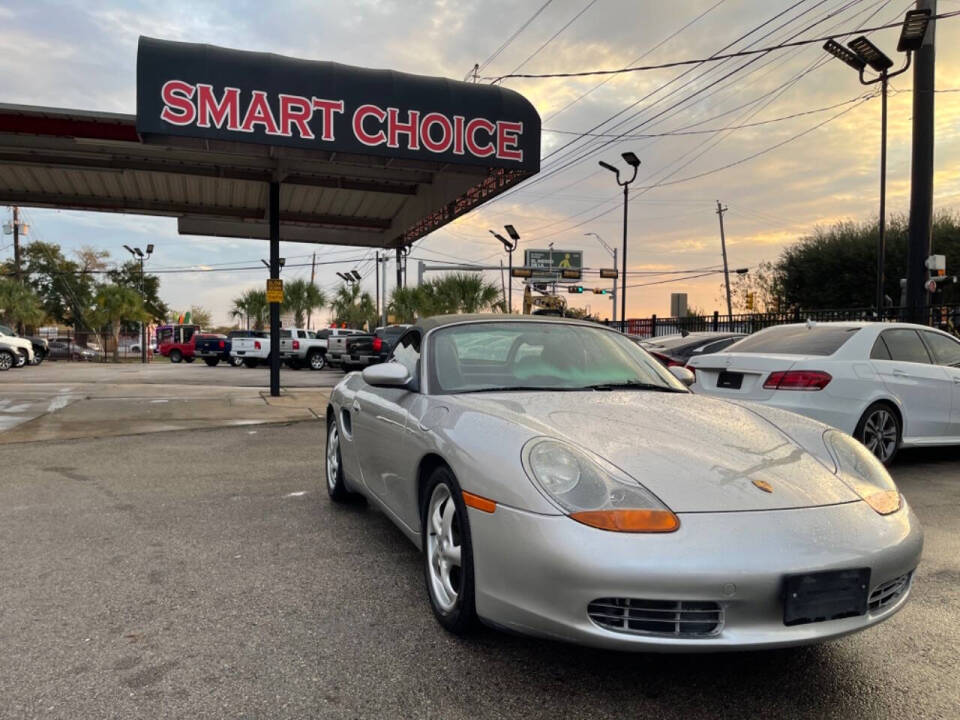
[868,572,912,612]
[588,598,723,637]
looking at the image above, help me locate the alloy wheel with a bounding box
[310,353,325,370]
[426,483,462,612]
[0,352,12,370]
[326,422,340,492]
[862,408,898,463]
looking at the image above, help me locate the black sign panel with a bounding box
[136,37,540,172]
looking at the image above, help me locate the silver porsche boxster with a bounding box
[324,315,922,651]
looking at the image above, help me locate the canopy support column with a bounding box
[269,181,281,398]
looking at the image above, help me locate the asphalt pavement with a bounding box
[1,421,958,719]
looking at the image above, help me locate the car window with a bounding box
[391,330,421,380]
[695,337,742,355]
[921,331,960,367]
[726,325,860,356]
[870,336,892,360]
[280,330,291,338]
[879,329,931,364]
[316,330,330,339]
[0,324,14,336]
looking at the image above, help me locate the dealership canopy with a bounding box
[0,36,541,248]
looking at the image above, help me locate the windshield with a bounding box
[0,324,15,336]
[428,321,686,393]
[726,325,860,356]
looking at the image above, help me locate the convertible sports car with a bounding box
[325,315,922,651]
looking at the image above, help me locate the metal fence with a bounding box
[608,304,960,339]
[36,330,150,362]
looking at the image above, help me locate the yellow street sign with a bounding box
[266,278,283,303]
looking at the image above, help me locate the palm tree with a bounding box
[431,273,502,314]
[89,283,148,361]
[282,278,326,328]
[387,286,422,324]
[0,277,45,329]
[330,283,377,330]
[230,288,269,330]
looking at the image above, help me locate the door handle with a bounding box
[352,399,361,413]
[953,377,960,385]
[892,369,907,377]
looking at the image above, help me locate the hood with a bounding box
[453,391,858,513]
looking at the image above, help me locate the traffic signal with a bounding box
[592,287,608,294]
[568,286,584,294]
[745,292,755,311]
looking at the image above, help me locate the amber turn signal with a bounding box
[462,491,496,514]
[863,490,901,515]
[569,509,680,533]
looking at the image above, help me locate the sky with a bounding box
[1,0,958,325]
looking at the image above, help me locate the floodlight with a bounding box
[897,9,931,53]
[848,36,893,72]
[823,39,866,72]
[489,230,512,251]
[146,244,155,255]
[735,268,749,275]
[351,270,362,280]
[598,160,618,174]
[123,244,135,255]
[621,151,640,168]
[134,247,144,257]
[504,224,520,241]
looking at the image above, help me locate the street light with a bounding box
[585,232,617,322]
[823,8,930,318]
[491,225,519,313]
[598,151,640,329]
[123,243,154,363]
[261,258,285,270]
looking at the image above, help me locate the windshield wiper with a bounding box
[579,381,687,393]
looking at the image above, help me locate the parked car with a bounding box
[323,328,367,368]
[25,335,49,364]
[191,334,235,366]
[279,327,328,370]
[155,324,201,363]
[340,325,411,371]
[230,330,272,368]
[48,339,97,361]
[0,324,35,366]
[687,321,960,465]
[638,332,745,368]
[325,315,920,650]
[0,341,19,371]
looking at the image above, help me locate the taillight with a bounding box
[293,340,300,350]
[254,341,261,350]
[372,337,383,352]
[763,370,832,391]
[218,340,225,349]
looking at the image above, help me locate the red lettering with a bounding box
[420,112,453,153]
[196,84,240,130]
[353,104,386,146]
[240,90,280,135]
[387,108,420,150]
[279,94,314,139]
[465,118,495,157]
[496,121,523,161]
[311,98,344,141]
[452,116,465,155]
[160,80,196,126]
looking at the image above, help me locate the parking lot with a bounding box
[1,363,959,718]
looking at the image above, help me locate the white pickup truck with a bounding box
[230,331,271,368]
[0,324,35,367]
[279,328,328,370]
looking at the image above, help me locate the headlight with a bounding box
[824,430,901,515]
[523,438,678,533]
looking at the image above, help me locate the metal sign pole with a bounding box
[269,181,281,397]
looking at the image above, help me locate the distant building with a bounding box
[670,293,688,318]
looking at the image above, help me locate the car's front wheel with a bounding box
[0,349,14,371]
[856,402,901,465]
[421,467,477,635]
[204,357,219,367]
[169,349,182,363]
[32,350,46,366]
[14,350,28,368]
[325,418,352,502]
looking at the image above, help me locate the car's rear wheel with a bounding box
[0,350,13,371]
[230,356,244,367]
[184,356,195,363]
[14,349,27,368]
[308,351,326,371]
[169,349,182,363]
[32,350,46,365]
[325,418,352,502]
[421,467,477,635]
[285,358,302,370]
[856,402,901,465]
[242,358,259,369]
[204,357,219,367]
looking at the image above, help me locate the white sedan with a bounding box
[686,321,960,464]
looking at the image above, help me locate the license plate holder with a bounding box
[717,371,743,389]
[783,568,870,626]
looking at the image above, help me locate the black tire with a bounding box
[325,416,352,502]
[285,358,303,370]
[341,362,354,373]
[855,402,901,466]
[230,356,244,367]
[307,350,326,371]
[169,349,182,364]
[204,357,219,367]
[243,358,259,369]
[32,350,46,366]
[14,349,28,368]
[184,356,195,364]
[0,350,13,371]
[420,466,478,635]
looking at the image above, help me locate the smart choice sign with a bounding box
[136,37,540,172]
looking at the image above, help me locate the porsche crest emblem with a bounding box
[752,480,774,493]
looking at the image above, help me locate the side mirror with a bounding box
[362,362,411,388]
[668,365,695,388]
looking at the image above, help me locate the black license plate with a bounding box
[783,568,870,626]
[717,371,743,389]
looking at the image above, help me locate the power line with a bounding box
[501,0,598,77]
[487,10,960,81]
[475,0,555,74]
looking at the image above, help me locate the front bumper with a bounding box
[468,499,921,652]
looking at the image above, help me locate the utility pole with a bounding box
[382,252,388,326]
[12,206,22,283]
[716,201,732,317]
[307,251,316,330]
[500,259,506,311]
[375,251,380,325]
[396,247,403,289]
[906,0,937,322]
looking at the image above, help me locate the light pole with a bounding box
[599,151,640,329]
[585,232,617,322]
[823,9,930,317]
[490,225,520,313]
[123,243,154,363]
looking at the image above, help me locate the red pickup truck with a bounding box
[155,324,202,363]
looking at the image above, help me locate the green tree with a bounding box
[282,278,327,327]
[0,278,46,328]
[230,288,268,330]
[387,285,422,323]
[89,284,149,361]
[330,283,377,329]
[107,260,168,324]
[1,241,96,327]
